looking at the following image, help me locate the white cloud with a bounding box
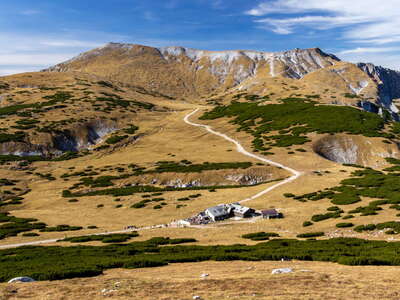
[40,40,102,48]
[256,15,368,35]
[340,52,400,71]
[246,1,400,69]
[246,0,400,43]
[0,67,40,76]
[0,32,110,76]
[0,53,76,66]
[339,47,400,55]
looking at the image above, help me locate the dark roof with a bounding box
[261,209,279,215]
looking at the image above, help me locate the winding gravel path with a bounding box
[0,108,301,249]
[184,108,302,203]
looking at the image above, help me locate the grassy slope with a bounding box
[1,71,400,248]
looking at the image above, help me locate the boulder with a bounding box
[8,277,35,283]
[271,268,293,275]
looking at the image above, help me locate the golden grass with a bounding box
[2,260,400,299]
[1,104,397,246]
[0,71,398,247]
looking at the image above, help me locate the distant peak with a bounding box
[97,42,339,62]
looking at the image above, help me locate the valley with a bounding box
[2,44,400,295]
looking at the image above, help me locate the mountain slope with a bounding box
[2,43,400,253]
[45,43,400,118]
[45,43,339,99]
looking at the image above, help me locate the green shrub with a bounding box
[342,215,354,219]
[336,223,354,228]
[311,212,341,222]
[283,193,295,198]
[242,232,280,241]
[123,125,139,134]
[354,224,376,232]
[297,232,324,238]
[105,135,128,145]
[62,233,139,244]
[327,206,341,211]
[131,201,147,209]
[22,232,39,237]
[40,225,83,232]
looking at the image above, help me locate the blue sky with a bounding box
[1,0,400,75]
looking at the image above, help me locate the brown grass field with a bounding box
[1,70,400,299]
[1,104,398,246]
[2,260,400,299]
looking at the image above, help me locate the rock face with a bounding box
[313,134,400,168]
[52,119,117,152]
[357,63,400,118]
[0,119,118,157]
[314,136,359,165]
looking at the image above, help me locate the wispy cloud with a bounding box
[339,47,400,55]
[246,0,400,69]
[40,40,102,48]
[256,15,368,35]
[0,32,110,76]
[0,53,73,66]
[246,0,400,44]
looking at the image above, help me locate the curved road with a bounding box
[0,108,301,249]
[184,108,302,203]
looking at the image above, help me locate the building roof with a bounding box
[229,203,252,215]
[206,205,231,218]
[262,209,279,215]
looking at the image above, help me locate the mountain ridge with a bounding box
[43,42,400,119]
[43,43,339,99]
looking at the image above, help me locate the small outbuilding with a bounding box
[262,209,281,219]
[230,203,255,218]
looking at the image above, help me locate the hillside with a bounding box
[45,43,400,119]
[2,44,400,290]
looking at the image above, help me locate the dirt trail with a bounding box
[184,108,302,203]
[0,109,302,249]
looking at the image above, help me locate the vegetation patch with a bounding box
[62,233,139,243]
[200,99,387,150]
[296,232,325,238]
[40,225,83,232]
[336,223,354,228]
[146,161,253,174]
[105,135,128,145]
[354,222,400,234]
[242,232,280,241]
[311,211,341,222]
[62,182,267,198]
[0,213,46,240]
[291,167,400,221]
[4,237,400,282]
